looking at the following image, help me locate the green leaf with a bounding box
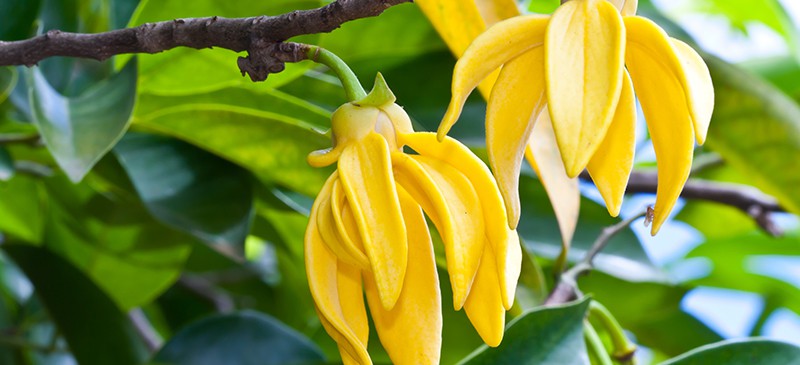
[27,60,137,182]
[660,339,800,365]
[517,173,665,282]
[153,310,325,365]
[0,147,13,181]
[0,176,45,243]
[528,0,561,14]
[115,132,254,257]
[704,55,800,216]
[580,273,724,357]
[133,105,331,197]
[743,56,800,101]
[685,0,800,60]
[2,244,148,365]
[43,173,194,309]
[127,0,322,94]
[458,298,591,365]
[0,0,40,40]
[0,67,17,103]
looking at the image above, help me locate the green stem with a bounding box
[306,45,366,101]
[589,301,637,363]
[584,320,613,365]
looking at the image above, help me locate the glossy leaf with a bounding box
[0,147,13,181]
[3,244,148,365]
[28,60,137,182]
[43,173,194,309]
[458,298,591,365]
[153,310,326,365]
[660,339,800,365]
[0,176,44,243]
[115,133,254,257]
[0,0,40,40]
[133,105,331,197]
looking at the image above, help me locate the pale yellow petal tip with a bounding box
[606,203,622,218]
[483,332,503,348]
[307,146,342,167]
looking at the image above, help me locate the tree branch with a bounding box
[0,0,411,81]
[582,171,787,236]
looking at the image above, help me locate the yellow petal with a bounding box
[391,152,484,310]
[415,0,498,99]
[399,132,521,309]
[545,0,625,177]
[464,246,506,347]
[338,133,407,309]
[438,15,549,140]
[485,46,546,229]
[306,196,371,364]
[625,16,695,235]
[364,187,442,365]
[526,108,580,249]
[476,0,521,26]
[670,38,714,145]
[337,262,369,345]
[607,0,638,16]
[323,179,371,269]
[586,71,636,217]
[379,103,413,139]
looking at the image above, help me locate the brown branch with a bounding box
[0,0,411,81]
[581,171,787,236]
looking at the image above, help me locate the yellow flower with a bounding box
[305,75,522,364]
[436,0,714,235]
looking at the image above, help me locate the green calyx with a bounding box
[354,73,396,107]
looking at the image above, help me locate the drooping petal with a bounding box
[415,0,499,99]
[323,179,371,269]
[485,46,546,229]
[306,196,371,364]
[391,152,483,310]
[364,187,442,365]
[670,38,714,145]
[476,0,521,26]
[400,132,521,309]
[526,108,580,249]
[337,262,369,345]
[438,15,549,140]
[545,0,625,177]
[586,71,636,217]
[607,0,638,16]
[464,246,506,347]
[625,16,695,235]
[338,133,407,309]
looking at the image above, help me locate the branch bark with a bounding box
[583,170,787,236]
[0,0,411,81]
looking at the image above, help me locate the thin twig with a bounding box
[544,211,648,306]
[128,308,162,352]
[0,134,41,146]
[177,275,236,313]
[0,0,411,81]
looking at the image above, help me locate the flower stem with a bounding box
[306,45,367,101]
[589,301,637,363]
[584,320,613,365]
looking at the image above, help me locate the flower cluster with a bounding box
[437,0,714,235]
[305,75,522,364]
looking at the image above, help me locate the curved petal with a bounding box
[546,0,625,177]
[586,71,636,217]
[670,38,714,145]
[476,0,522,26]
[464,246,506,347]
[526,108,580,249]
[379,103,413,139]
[365,187,442,365]
[608,0,638,16]
[337,262,368,346]
[438,15,549,140]
[338,133,407,309]
[625,16,695,235]
[391,152,483,310]
[306,194,371,364]
[400,132,521,309]
[322,179,370,269]
[485,46,546,229]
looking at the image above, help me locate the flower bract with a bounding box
[305,74,522,364]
